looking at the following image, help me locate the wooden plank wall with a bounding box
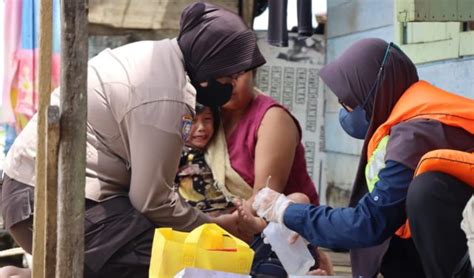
[417,58,474,99]
[327,0,393,39]
[88,0,238,30]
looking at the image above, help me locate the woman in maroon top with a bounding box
[215,70,332,275]
[221,71,319,205]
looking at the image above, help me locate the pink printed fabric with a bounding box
[226,94,319,205]
[14,49,38,118]
[2,0,61,129]
[2,0,22,124]
[14,49,60,119]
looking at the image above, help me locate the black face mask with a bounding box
[194,79,233,107]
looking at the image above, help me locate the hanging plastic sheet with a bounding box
[2,0,22,125]
[267,0,288,47]
[2,0,61,132]
[297,0,313,36]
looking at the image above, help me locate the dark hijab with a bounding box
[320,38,419,206]
[177,2,266,83]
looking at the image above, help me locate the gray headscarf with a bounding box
[320,38,419,206]
[178,2,266,83]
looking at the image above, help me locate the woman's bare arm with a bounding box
[254,106,300,193]
[238,106,300,238]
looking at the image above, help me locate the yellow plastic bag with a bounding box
[149,223,254,278]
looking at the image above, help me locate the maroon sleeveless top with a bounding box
[226,94,319,205]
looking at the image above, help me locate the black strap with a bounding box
[451,250,473,278]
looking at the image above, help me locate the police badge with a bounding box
[181,115,193,142]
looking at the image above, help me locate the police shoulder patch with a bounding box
[181,114,193,141]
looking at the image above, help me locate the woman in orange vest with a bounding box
[252,38,474,278]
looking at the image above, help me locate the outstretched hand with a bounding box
[212,211,240,238]
[213,207,260,244]
[234,199,267,242]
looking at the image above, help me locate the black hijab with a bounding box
[177,2,266,83]
[320,38,419,206]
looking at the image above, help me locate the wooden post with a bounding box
[44,105,60,278]
[33,0,53,277]
[241,0,255,28]
[56,0,88,277]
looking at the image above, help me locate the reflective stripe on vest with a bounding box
[365,136,390,193]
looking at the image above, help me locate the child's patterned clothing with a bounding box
[175,146,233,212]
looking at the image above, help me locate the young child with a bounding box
[175,104,234,214]
[175,105,332,275]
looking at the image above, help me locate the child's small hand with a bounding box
[213,212,241,239]
[306,269,328,276]
[234,199,267,242]
[314,249,334,275]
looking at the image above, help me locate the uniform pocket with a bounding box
[1,186,34,230]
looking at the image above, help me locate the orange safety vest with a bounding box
[367,80,474,239]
